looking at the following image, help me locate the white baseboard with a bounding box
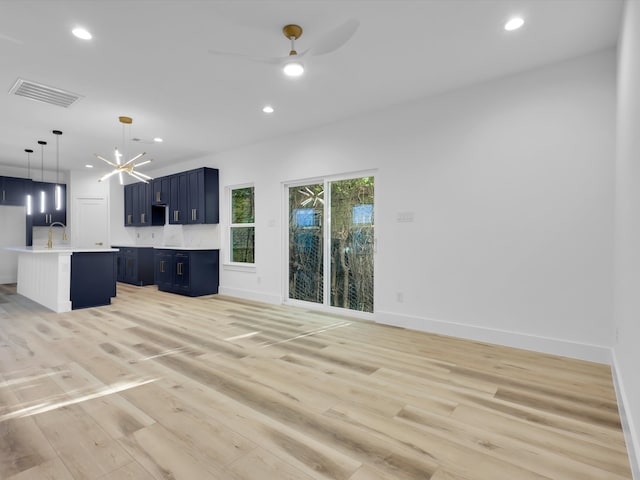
[218,286,281,305]
[375,310,612,364]
[612,352,640,480]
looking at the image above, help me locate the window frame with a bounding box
[226,183,256,268]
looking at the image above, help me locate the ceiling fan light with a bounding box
[283,61,304,77]
[504,17,524,31]
[72,27,92,40]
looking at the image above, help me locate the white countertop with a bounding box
[6,246,119,254]
[112,245,218,250]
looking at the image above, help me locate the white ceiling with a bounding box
[0,0,623,174]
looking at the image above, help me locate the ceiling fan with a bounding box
[208,18,359,76]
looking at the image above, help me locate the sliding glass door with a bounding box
[287,176,374,313]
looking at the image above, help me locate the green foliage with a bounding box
[232,187,255,224]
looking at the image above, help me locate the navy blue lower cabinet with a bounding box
[70,252,117,309]
[113,246,155,286]
[154,249,219,297]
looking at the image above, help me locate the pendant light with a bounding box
[24,148,34,215]
[96,116,153,184]
[52,130,63,211]
[38,140,46,181]
[37,140,47,215]
[24,148,33,179]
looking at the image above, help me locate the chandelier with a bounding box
[96,116,153,184]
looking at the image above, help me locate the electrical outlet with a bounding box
[396,292,404,303]
[615,328,619,344]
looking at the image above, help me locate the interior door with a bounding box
[74,196,109,248]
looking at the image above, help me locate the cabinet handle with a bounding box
[160,260,165,273]
[192,208,196,221]
[2,190,5,201]
[177,262,182,275]
[156,191,160,202]
[95,242,103,246]
[174,210,179,222]
[141,213,146,224]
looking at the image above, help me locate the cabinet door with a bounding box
[173,253,190,291]
[169,173,188,224]
[155,251,173,288]
[1,176,29,205]
[124,252,137,283]
[138,182,150,226]
[124,184,135,226]
[186,169,203,224]
[151,177,170,205]
[116,253,124,282]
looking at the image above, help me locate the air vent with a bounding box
[8,78,82,108]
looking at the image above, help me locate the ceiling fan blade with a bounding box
[308,18,359,56]
[208,49,285,65]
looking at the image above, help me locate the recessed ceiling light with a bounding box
[262,106,274,114]
[153,137,163,143]
[85,164,94,168]
[504,17,524,31]
[72,27,92,40]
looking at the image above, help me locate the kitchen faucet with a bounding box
[47,222,67,249]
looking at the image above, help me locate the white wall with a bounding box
[613,0,640,476]
[202,50,615,362]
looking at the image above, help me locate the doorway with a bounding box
[287,175,374,313]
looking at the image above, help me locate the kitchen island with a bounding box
[7,246,118,313]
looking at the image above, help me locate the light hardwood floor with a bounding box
[0,282,632,479]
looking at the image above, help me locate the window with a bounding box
[229,185,255,263]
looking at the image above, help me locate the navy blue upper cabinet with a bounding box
[1,176,31,206]
[151,176,170,206]
[169,172,188,224]
[186,168,219,224]
[124,183,135,226]
[31,182,66,226]
[124,182,164,227]
[124,167,219,226]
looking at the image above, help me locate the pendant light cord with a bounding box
[37,140,47,182]
[52,130,62,184]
